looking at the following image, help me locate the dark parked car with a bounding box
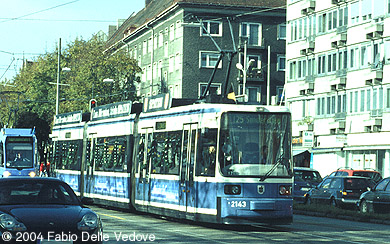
[293,167,322,203]
[328,168,382,185]
[0,177,102,243]
[358,177,390,213]
[305,176,371,208]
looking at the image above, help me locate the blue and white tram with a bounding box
[83,101,137,209]
[50,95,293,225]
[133,95,293,224]
[50,111,87,191]
[0,128,38,177]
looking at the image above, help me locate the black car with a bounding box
[305,176,371,208]
[293,167,322,203]
[358,177,390,213]
[0,177,102,243]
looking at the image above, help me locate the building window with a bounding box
[159,31,163,48]
[153,34,158,50]
[247,87,260,103]
[143,40,147,55]
[164,42,168,58]
[278,24,286,40]
[175,53,181,70]
[317,55,326,75]
[201,20,222,36]
[277,55,286,71]
[318,13,326,33]
[200,52,222,68]
[176,20,183,39]
[327,53,337,73]
[170,24,175,41]
[240,22,262,46]
[199,83,221,97]
[169,56,174,73]
[362,0,372,21]
[289,61,296,80]
[148,37,152,53]
[298,59,306,79]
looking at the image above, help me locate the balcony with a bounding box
[365,70,383,85]
[301,1,315,16]
[331,0,346,4]
[335,112,346,120]
[331,34,347,49]
[370,109,383,118]
[366,24,384,40]
[300,41,315,56]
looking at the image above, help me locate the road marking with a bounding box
[99,213,126,220]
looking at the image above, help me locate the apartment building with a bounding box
[105,0,286,104]
[285,0,390,176]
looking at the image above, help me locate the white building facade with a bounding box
[286,0,390,177]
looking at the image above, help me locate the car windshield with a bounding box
[353,172,382,182]
[0,180,80,205]
[294,170,322,183]
[219,112,292,177]
[344,178,370,190]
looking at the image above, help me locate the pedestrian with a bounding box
[46,161,51,177]
[39,162,45,177]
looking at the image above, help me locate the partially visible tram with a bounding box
[50,94,293,224]
[0,128,38,177]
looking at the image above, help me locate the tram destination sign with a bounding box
[55,111,83,125]
[91,101,132,121]
[143,93,172,113]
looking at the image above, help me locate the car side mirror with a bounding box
[81,197,94,205]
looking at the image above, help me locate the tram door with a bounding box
[139,127,153,206]
[179,123,198,216]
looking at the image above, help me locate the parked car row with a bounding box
[293,167,390,214]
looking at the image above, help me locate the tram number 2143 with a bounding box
[229,201,247,208]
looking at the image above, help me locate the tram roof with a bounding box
[1,128,35,136]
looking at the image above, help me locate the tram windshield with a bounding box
[219,112,292,178]
[5,137,34,168]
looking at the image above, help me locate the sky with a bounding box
[0,0,145,82]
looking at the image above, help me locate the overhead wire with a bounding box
[0,0,81,24]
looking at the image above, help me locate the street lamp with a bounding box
[236,59,255,102]
[55,67,71,115]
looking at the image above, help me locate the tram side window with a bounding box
[150,131,180,175]
[94,137,127,172]
[55,141,80,170]
[137,134,145,174]
[196,128,217,176]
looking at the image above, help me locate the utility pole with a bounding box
[267,45,271,105]
[56,38,61,115]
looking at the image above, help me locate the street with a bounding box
[90,205,390,244]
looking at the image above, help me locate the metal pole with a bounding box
[267,45,271,105]
[243,41,247,99]
[56,38,61,115]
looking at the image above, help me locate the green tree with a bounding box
[1,35,141,159]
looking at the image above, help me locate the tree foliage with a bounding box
[3,36,140,127]
[0,36,141,160]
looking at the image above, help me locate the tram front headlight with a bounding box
[2,171,11,177]
[28,171,36,177]
[224,185,241,195]
[279,185,291,196]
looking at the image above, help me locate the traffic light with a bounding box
[89,99,97,111]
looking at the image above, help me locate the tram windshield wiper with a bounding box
[259,155,289,181]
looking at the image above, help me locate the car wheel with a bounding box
[330,198,337,208]
[360,200,372,213]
